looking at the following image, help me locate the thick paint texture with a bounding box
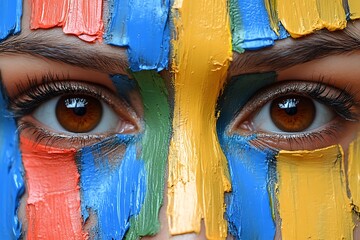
[0,85,24,239]
[276,145,353,239]
[105,0,170,71]
[348,0,360,19]
[217,72,276,133]
[79,135,146,239]
[220,134,276,240]
[30,0,103,42]
[348,134,360,211]
[0,0,22,41]
[168,0,232,238]
[20,138,86,239]
[229,0,288,52]
[277,0,347,37]
[126,71,171,238]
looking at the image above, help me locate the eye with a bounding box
[11,80,140,148]
[251,95,334,134]
[231,81,359,150]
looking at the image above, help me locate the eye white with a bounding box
[251,98,335,134]
[32,96,120,135]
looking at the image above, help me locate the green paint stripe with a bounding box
[126,71,171,239]
[229,0,244,53]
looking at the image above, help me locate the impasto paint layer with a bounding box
[276,145,353,239]
[348,0,360,19]
[220,135,276,240]
[30,0,103,42]
[0,84,24,239]
[0,0,22,41]
[106,0,170,71]
[79,135,146,239]
[126,71,171,238]
[229,0,287,51]
[168,0,232,238]
[348,134,360,211]
[20,138,86,239]
[277,0,347,37]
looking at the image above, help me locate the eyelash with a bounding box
[9,73,136,147]
[232,80,360,150]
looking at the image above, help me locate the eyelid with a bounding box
[228,80,359,134]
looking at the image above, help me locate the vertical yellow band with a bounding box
[168,0,232,239]
[276,145,354,239]
[349,0,360,19]
[348,134,360,210]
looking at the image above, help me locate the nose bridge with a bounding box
[166,0,232,239]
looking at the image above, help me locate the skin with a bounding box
[1,1,360,239]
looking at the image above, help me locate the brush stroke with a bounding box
[348,0,360,19]
[20,138,86,239]
[277,0,347,37]
[105,0,170,71]
[110,74,137,104]
[0,0,22,41]
[230,0,288,51]
[220,134,276,240]
[276,145,353,239]
[126,71,171,238]
[348,134,360,212]
[30,0,103,42]
[168,0,232,238]
[79,135,146,239]
[0,82,24,239]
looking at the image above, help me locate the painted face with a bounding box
[1,0,360,239]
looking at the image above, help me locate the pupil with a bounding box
[65,98,88,116]
[278,98,299,116]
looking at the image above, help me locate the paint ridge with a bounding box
[348,134,360,212]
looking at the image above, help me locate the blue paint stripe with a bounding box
[0,83,24,239]
[233,0,288,50]
[110,74,137,104]
[0,0,22,41]
[79,135,146,239]
[221,135,276,240]
[105,0,170,71]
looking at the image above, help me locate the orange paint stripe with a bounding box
[21,138,86,239]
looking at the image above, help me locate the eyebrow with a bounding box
[0,32,129,74]
[230,22,360,74]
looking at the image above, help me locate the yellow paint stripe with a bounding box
[277,0,346,37]
[168,0,232,239]
[348,134,360,211]
[349,0,360,20]
[276,145,354,239]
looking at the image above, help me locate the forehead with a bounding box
[3,0,360,73]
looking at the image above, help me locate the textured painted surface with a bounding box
[276,145,353,239]
[348,134,360,211]
[220,135,276,240]
[30,0,103,42]
[21,138,86,239]
[230,0,288,51]
[0,83,24,239]
[277,0,347,37]
[0,0,22,41]
[168,0,232,238]
[105,0,170,71]
[349,0,360,19]
[110,74,137,104]
[126,71,171,238]
[79,135,146,239]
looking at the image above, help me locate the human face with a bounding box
[1,0,360,239]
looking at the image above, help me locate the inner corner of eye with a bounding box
[31,94,128,135]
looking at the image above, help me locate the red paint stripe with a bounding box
[30,0,103,42]
[20,138,87,239]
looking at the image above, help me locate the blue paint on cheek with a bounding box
[0,0,22,41]
[232,0,288,50]
[220,134,276,240]
[105,0,170,72]
[0,86,25,239]
[79,135,146,239]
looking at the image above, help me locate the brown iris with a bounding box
[55,95,103,133]
[270,95,315,132]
